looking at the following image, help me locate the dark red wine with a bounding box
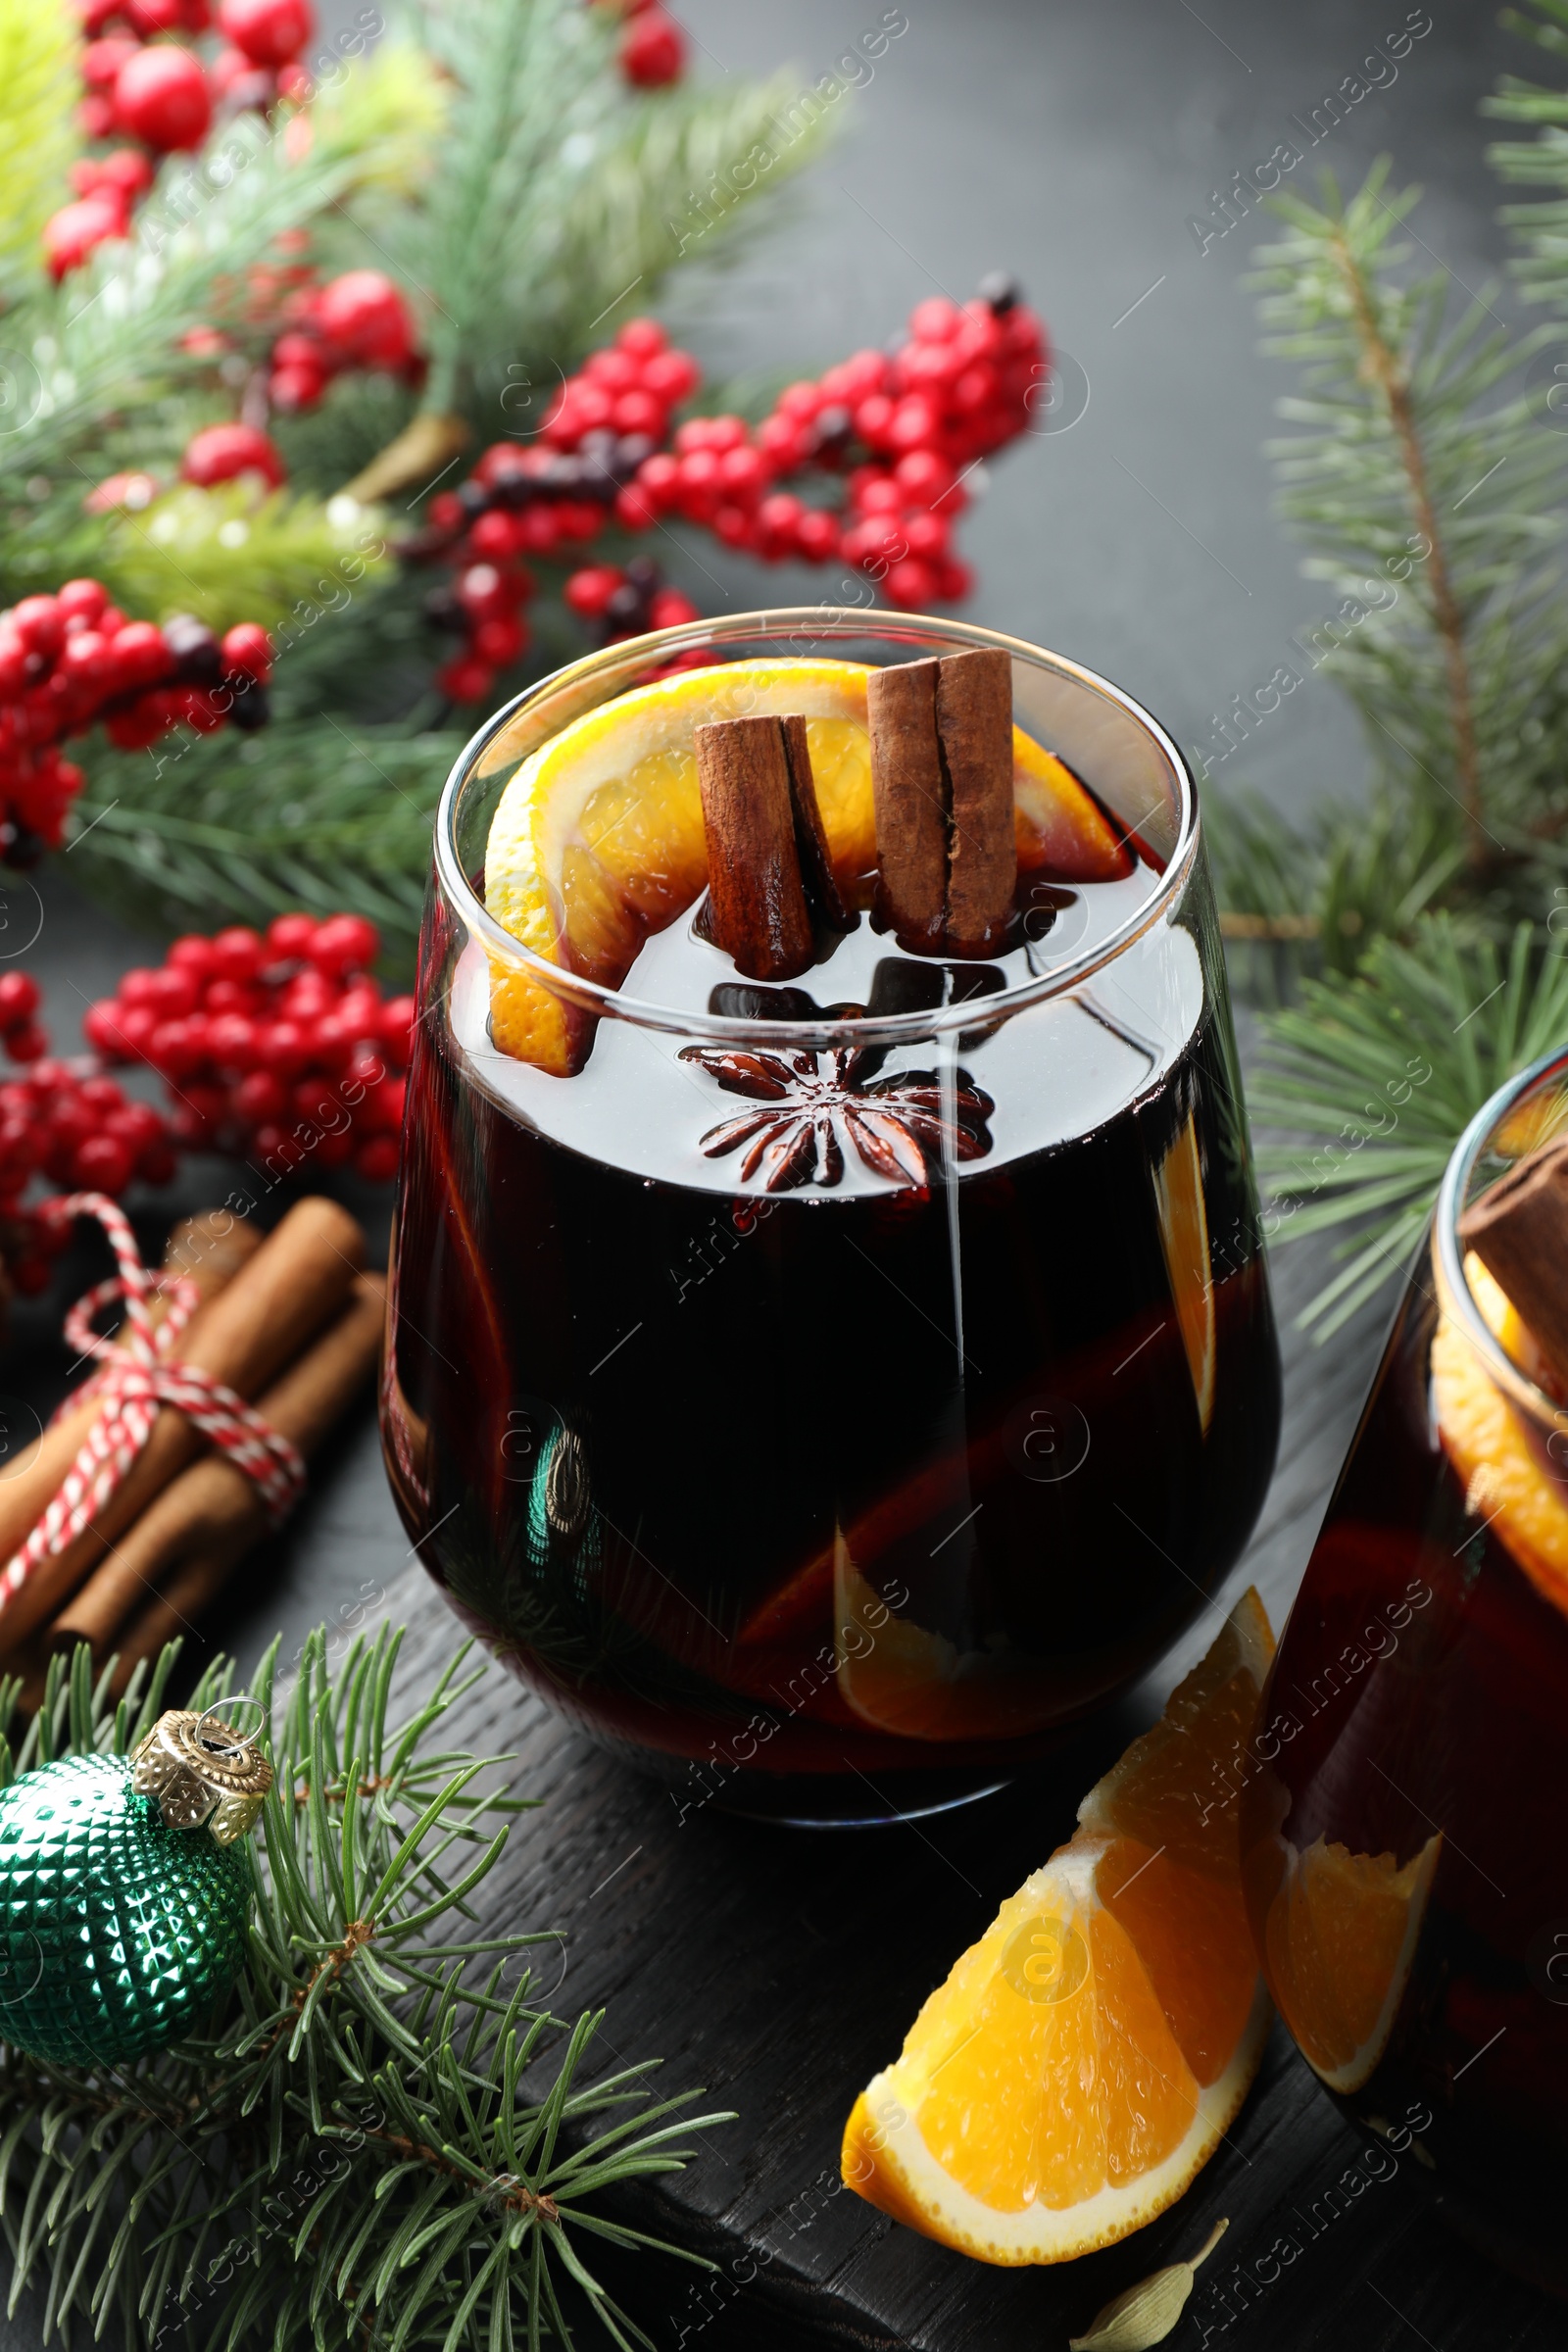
[384,863,1280,1822]
[1242,1262,1568,2289]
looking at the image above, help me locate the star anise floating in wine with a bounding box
[679,1046,995,1192]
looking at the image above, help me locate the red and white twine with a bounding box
[0,1194,306,1612]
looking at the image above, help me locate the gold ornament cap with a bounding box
[131,1698,273,1846]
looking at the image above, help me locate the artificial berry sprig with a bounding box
[0,582,273,865]
[401,281,1048,700]
[86,910,415,1183]
[0,988,178,1296]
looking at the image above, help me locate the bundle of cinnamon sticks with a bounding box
[0,1198,384,1699]
[693,646,1016,978]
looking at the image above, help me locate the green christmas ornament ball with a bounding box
[0,1724,265,2067]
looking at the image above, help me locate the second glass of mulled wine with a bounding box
[1241,1047,1568,2289]
[382,612,1281,1822]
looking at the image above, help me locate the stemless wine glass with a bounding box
[1242,1045,1568,2289]
[382,611,1281,1823]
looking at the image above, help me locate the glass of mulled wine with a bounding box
[1241,1046,1568,2289]
[382,612,1281,1823]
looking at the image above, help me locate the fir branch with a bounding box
[1249,162,1568,867]
[67,716,459,968]
[0,63,426,493]
[392,0,836,416]
[0,0,76,305]
[1208,785,1465,977]
[1487,1,1568,311]
[0,1626,730,2350]
[98,482,393,632]
[1252,914,1568,1333]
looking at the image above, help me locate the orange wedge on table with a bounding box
[481,657,1133,1073]
[842,1591,1274,2264]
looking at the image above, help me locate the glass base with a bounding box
[683,1762,1016,1828]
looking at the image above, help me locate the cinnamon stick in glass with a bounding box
[869,646,1017,955]
[0,1196,367,1657]
[51,1272,386,1664]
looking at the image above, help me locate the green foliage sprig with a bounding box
[0,1627,726,2350]
[1252,916,1568,1335]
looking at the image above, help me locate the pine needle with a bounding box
[1253,914,1568,1333]
[0,1627,731,2350]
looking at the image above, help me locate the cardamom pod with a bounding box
[1066,2218,1229,2351]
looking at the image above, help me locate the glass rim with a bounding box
[1435,1038,1568,1435]
[432,609,1201,1053]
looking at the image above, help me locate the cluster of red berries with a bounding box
[563,558,700,647]
[85,911,414,1182]
[265,268,419,412]
[405,283,1047,697]
[0,581,273,864]
[0,975,179,1296]
[617,279,1045,609]
[54,0,316,274]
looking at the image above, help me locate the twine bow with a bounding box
[0,1194,307,1611]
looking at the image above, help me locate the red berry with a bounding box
[10,598,62,658]
[182,423,286,489]
[168,934,217,980]
[641,348,700,404]
[109,620,175,688]
[74,1132,135,1194]
[105,689,177,751]
[220,620,272,681]
[354,1135,399,1183]
[311,270,414,368]
[564,566,622,618]
[95,148,155,202]
[0,631,28,698]
[612,389,664,438]
[217,0,315,64]
[257,1018,309,1078]
[143,965,198,1017]
[207,1011,259,1068]
[309,912,379,976]
[148,1016,206,1077]
[82,35,138,89]
[648,587,700,629]
[883,557,939,610]
[115,45,213,152]
[467,511,526,563]
[0,973,39,1025]
[235,1068,287,1123]
[615,318,667,359]
[211,926,264,982]
[437,655,494,703]
[0,1120,38,1185]
[794,509,840,563]
[270,360,330,413]
[136,1137,179,1185]
[56,580,108,627]
[620,9,684,85]
[5,1024,47,1065]
[472,613,528,667]
[267,911,317,959]
[456,564,514,620]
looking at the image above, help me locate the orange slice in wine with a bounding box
[842,1591,1273,2263]
[1260,1834,1440,2094]
[1432,1253,1568,1609]
[482,658,1134,1072]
